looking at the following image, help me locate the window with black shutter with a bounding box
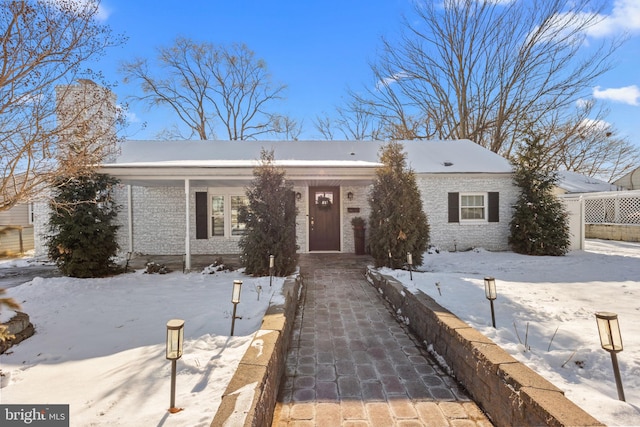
[448,191,500,223]
[448,192,459,222]
[195,192,208,239]
[488,192,499,222]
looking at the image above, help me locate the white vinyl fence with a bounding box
[560,190,640,249]
[583,191,640,224]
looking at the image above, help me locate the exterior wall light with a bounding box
[484,276,497,328]
[595,312,625,401]
[166,319,184,414]
[230,280,243,336]
[347,191,354,200]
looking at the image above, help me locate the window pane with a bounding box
[461,195,485,220]
[231,196,249,236]
[461,195,484,208]
[211,196,224,236]
[461,207,485,219]
[315,191,333,206]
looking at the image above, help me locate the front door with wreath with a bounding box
[308,186,341,251]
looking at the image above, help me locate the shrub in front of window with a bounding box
[239,149,298,276]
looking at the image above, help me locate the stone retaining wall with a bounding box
[586,223,640,242]
[0,312,35,354]
[366,269,603,427]
[211,273,302,427]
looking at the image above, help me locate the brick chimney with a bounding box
[55,79,118,164]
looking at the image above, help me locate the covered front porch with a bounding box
[98,140,385,270]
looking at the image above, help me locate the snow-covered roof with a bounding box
[106,139,513,174]
[555,170,619,193]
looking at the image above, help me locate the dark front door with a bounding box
[309,186,341,251]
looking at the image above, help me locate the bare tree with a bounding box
[314,114,336,140]
[270,114,303,140]
[539,101,638,181]
[313,97,383,140]
[350,0,635,176]
[121,38,289,140]
[1,0,124,212]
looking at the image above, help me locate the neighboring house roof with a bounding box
[555,170,619,194]
[104,139,513,174]
[613,166,640,190]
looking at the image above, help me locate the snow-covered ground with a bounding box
[384,239,640,426]
[0,239,639,426]
[0,261,285,427]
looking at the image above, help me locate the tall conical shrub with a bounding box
[239,149,298,276]
[47,173,121,277]
[368,141,430,268]
[509,135,570,256]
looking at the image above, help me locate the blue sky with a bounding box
[92,0,640,145]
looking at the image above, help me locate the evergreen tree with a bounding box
[368,141,430,268]
[239,149,298,276]
[47,173,121,277]
[509,135,570,256]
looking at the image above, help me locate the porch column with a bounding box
[184,179,191,271]
[127,185,133,253]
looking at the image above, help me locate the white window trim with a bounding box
[208,188,248,239]
[28,202,35,225]
[459,192,488,224]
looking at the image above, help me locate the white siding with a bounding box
[0,203,30,226]
[128,186,186,255]
[97,175,517,257]
[418,174,517,252]
[341,185,372,253]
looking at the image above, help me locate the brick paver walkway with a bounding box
[272,254,492,426]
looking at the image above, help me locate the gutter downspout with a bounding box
[184,179,191,272]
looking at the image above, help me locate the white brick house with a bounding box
[90,139,516,270]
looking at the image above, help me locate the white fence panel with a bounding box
[560,197,584,251]
[584,192,640,224]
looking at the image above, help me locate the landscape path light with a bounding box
[230,280,243,336]
[269,254,274,287]
[407,252,413,280]
[484,276,497,328]
[595,312,625,401]
[166,319,184,414]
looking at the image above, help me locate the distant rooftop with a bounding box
[556,170,619,193]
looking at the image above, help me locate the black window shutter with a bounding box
[448,192,459,223]
[195,192,208,239]
[488,192,499,222]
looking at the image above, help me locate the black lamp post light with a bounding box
[166,319,184,414]
[484,276,497,328]
[595,312,625,401]
[230,280,243,336]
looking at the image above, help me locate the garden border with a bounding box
[365,268,604,427]
[210,273,302,427]
[0,312,34,355]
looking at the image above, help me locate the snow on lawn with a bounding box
[0,265,285,427]
[384,239,640,427]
